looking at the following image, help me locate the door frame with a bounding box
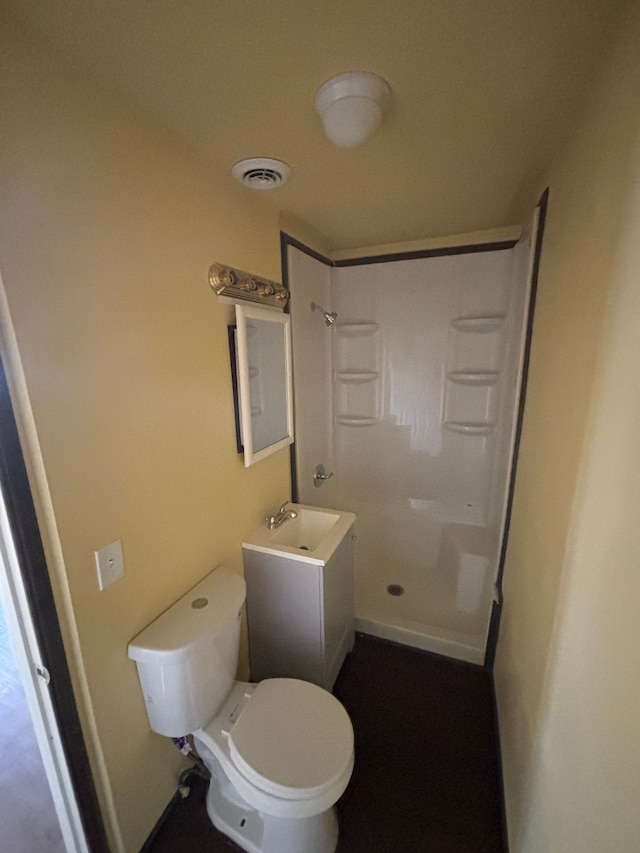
[0,294,109,851]
[483,188,549,670]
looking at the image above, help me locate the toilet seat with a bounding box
[193,678,354,819]
[228,678,354,800]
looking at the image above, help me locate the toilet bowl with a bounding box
[128,566,354,853]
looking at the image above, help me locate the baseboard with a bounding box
[490,678,510,852]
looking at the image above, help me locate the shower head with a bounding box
[311,301,338,327]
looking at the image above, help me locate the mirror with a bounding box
[232,304,294,467]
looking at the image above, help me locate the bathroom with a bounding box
[1,2,640,853]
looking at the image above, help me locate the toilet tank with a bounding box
[128,566,246,737]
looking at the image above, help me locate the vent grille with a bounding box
[232,158,291,190]
[243,167,283,188]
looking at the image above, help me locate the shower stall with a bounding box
[285,212,540,664]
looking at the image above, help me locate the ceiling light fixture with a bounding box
[314,71,391,148]
[231,157,291,190]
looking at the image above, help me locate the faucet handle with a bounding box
[314,464,334,488]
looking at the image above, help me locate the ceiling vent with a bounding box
[232,158,291,190]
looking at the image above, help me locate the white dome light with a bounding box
[315,71,391,148]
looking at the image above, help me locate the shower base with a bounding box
[355,561,490,664]
[355,613,486,665]
[351,507,494,665]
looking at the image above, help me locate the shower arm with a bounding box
[310,301,338,327]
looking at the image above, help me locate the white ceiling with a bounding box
[2,0,622,251]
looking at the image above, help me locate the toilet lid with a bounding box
[228,678,354,800]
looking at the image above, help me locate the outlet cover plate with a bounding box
[95,539,124,591]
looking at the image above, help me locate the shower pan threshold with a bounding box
[355,613,487,665]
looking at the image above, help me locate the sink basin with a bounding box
[268,506,339,549]
[242,503,356,565]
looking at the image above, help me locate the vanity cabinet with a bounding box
[243,533,354,690]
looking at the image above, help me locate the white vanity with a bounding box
[242,504,356,690]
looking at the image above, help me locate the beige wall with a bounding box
[495,2,640,849]
[0,17,291,852]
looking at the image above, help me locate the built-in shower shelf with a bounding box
[335,322,379,336]
[444,421,495,435]
[336,370,379,384]
[451,315,505,332]
[447,370,499,386]
[249,366,260,378]
[336,415,379,426]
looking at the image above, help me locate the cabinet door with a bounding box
[244,550,323,685]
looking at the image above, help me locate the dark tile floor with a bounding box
[143,633,506,853]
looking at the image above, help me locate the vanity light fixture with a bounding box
[315,71,391,148]
[208,261,289,310]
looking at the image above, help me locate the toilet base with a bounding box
[205,758,339,853]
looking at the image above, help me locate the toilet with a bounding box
[128,566,354,853]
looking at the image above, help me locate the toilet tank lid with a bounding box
[127,566,245,665]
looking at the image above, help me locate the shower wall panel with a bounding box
[288,248,337,505]
[289,239,530,663]
[331,253,515,522]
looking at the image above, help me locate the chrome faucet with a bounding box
[266,503,298,530]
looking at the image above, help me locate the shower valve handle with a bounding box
[313,464,334,488]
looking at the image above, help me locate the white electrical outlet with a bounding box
[94,539,125,590]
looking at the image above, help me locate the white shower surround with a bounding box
[288,229,534,664]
